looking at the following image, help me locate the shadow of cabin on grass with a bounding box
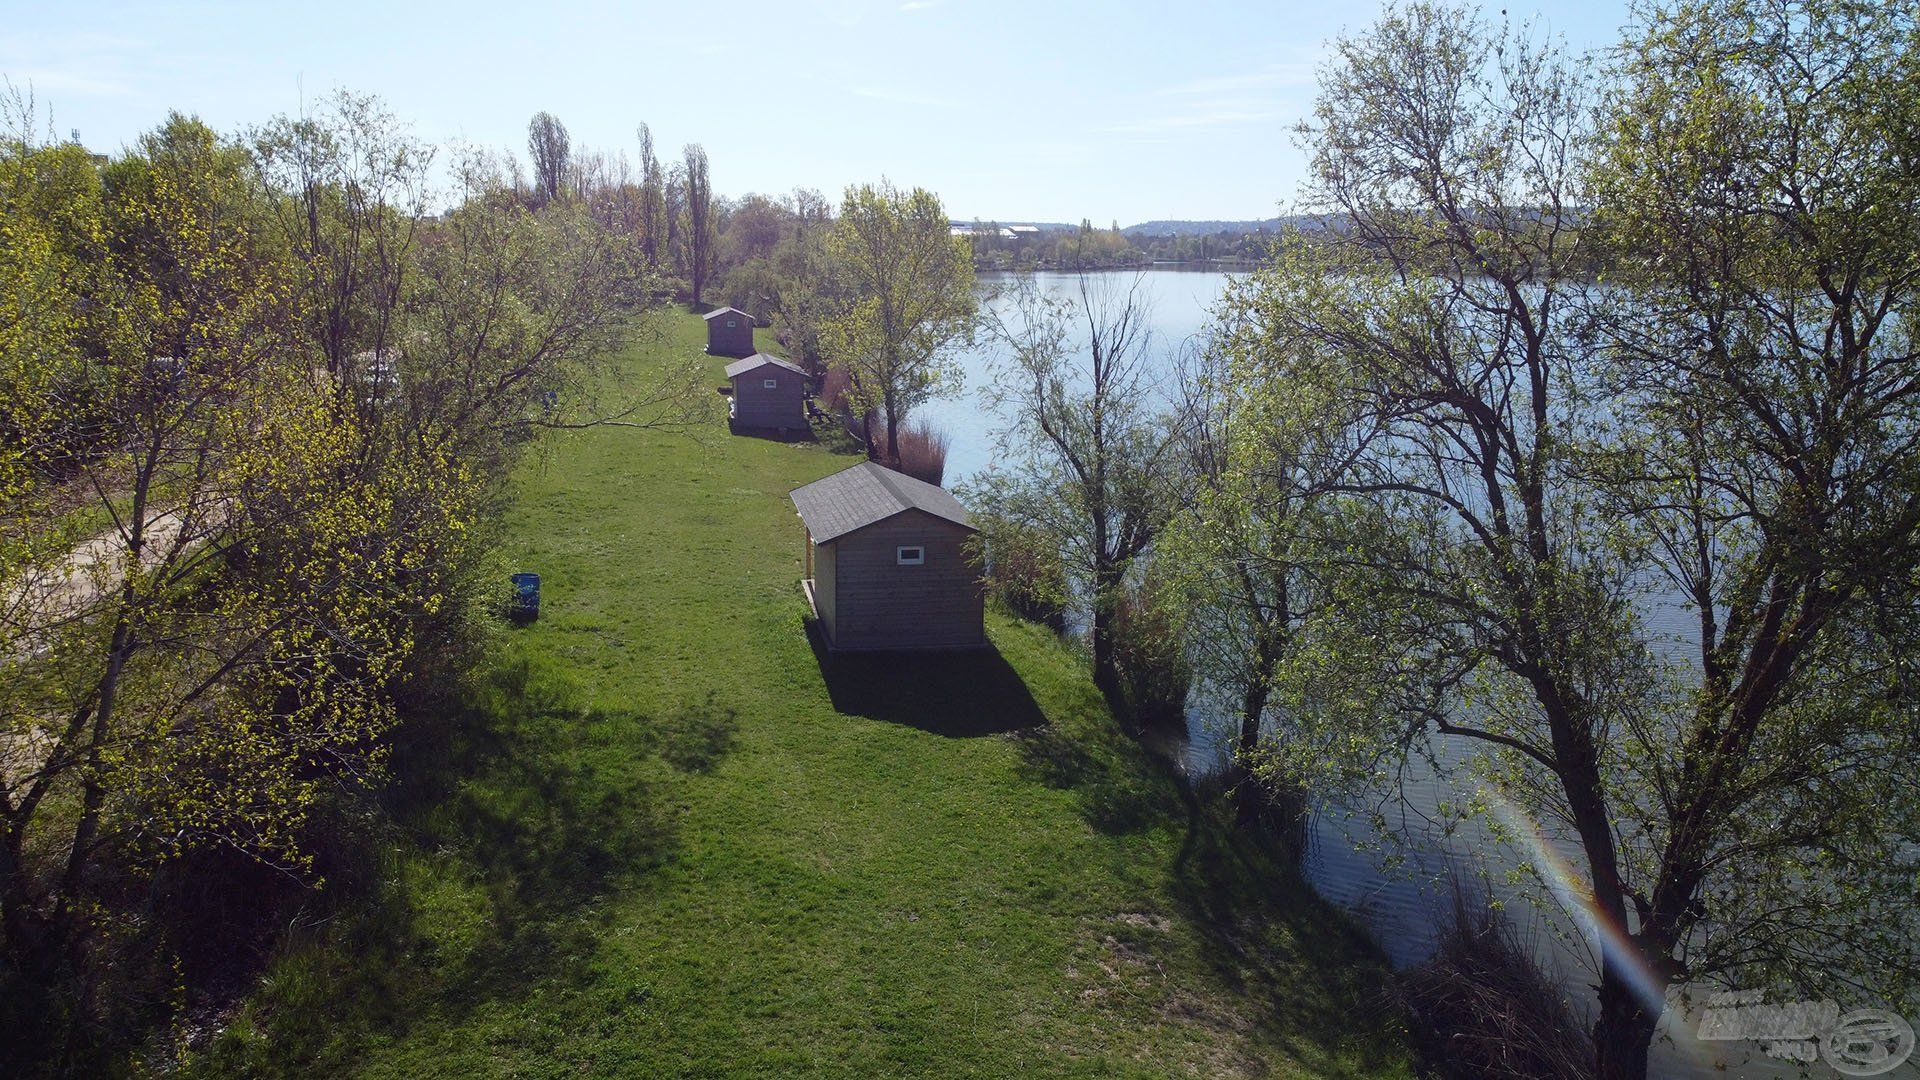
[804,617,1045,737]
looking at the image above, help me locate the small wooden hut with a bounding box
[725,354,809,434]
[790,462,985,652]
[702,306,755,358]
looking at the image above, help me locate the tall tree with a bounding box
[252,90,430,391]
[1218,0,1628,1065]
[526,110,569,207]
[968,274,1181,702]
[819,180,975,466]
[663,159,686,279]
[681,143,714,304]
[1161,307,1375,823]
[1575,0,1920,1071]
[1229,4,1920,1078]
[770,191,845,369]
[636,122,666,267]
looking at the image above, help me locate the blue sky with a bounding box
[5,0,1631,224]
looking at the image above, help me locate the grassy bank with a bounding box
[191,313,1410,1078]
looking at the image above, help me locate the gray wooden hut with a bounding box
[724,354,809,434]
[702,306,755,358]
[791,462,986,652]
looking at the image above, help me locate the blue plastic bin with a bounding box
[510,572,541,622]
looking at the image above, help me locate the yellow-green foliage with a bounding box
[0,98,639,1040]
[819,180,975,459]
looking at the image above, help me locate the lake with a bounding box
[930,268,1803,1078]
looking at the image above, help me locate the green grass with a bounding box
[189,313,1411,1078]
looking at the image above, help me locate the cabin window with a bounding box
[896,546,925,566]
[763,378,778,389]
[726,320,738,328]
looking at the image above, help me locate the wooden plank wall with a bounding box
[731,370,807,430]
[824,510,984,650]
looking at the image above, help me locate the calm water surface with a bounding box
[935,270,1802,1078]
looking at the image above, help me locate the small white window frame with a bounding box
[726,319,738,328]
[896,546,925,566]
[763,377,779,389]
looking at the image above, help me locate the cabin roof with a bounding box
[724,353,807,379]
[701,306,752,321]
[790,461,974,543]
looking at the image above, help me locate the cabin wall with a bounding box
[826,511,984,650]
[706,314,755,358]
[814,536,837,643]
[730,369,807,430]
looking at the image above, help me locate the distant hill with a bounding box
[1122,216,1338,237]
[955,215,1342,237]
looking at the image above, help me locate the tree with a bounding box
[1217,0,1629,1064]
[819,180,975,465]
[1160,304,1375,823]
[527,111,570,207]
[635,122,667,267]
[723,193,783,266]
[760,188,840,368]
[968,274,1182,702]
[681,143,714,304]
[0,112,375,980]
[251,90,430,391]
[1574,0,1920,1071]
[0,101,688,1058]
[663,159,686,280]
[1229,4,1920,1078]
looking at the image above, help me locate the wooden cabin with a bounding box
[724,354,809,434]
[790,462,986,652]
[702,306,756,358]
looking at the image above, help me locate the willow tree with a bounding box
[820,180,975,465]
[1576,0,1920,1071]
[1159,297,1378,825]
[1222,3,1651,1073]
[1229,4,1920,1078]
[968,274,1182,704]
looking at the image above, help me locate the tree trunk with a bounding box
[1593,962,1659,1080]
[0,825,51,974]
[58,616,133,908]
[1091,603,1119,701]
[1233,677,1270,827]
[1090,558,1124,709]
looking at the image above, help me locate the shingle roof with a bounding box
[790,461,974,542]
[701,306,752,321]
[724,353,807,379]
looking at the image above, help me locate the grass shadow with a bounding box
[194,654,734,1074]
[805,618,1045,737]
[1158,801,1413,1078]
[1008,719,1184,836]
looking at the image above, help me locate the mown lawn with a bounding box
[192,312,1411,1078]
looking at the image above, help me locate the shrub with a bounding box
[890,420,950,486]
[1399,880,1595,1080]
[1111,575,1192,728]
[817,366,853,417]
[976,518,1068,633]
